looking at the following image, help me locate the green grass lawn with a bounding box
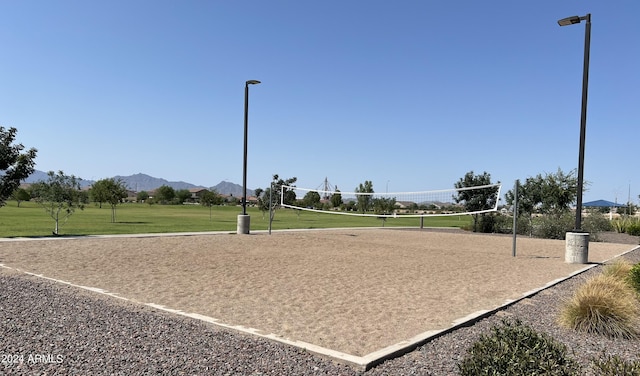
[0,201,472,237]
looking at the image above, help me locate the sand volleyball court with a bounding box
[0,228,635,363]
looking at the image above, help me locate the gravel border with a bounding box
[1,234,639,375]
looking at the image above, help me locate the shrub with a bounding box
[558,274,639,339]
[613,217,640,236]
[490,213,514,234]
[612,218,629,233]
[457,319,581,376]
[592,353,640,376]
[534,213,574,240]
[583,214,613,234]
[630,263,640,294]
[628,221,640,236]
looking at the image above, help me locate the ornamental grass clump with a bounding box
[559,274,639,339]
[457,319,581,376]
[602,260,633,284]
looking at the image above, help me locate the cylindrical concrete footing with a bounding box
[237,214,250,235]
[565,232,589,264]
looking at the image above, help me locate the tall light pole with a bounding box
[238,79,261,235]
[559,13,591,264]
[558,13,591,231]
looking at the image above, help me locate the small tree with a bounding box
[302,191,321,208]
[373,196,396,215]
[330,187,343,209]
[200,189,223,220]
[355,180,374,213]
[175,189,191,204]
[91,178,127,222]
[256,174,297,221]
[136,191,149,203]
[12,187,31,207]
[0,126,37,207]
[154,185,175,204]
[30,171,84,235]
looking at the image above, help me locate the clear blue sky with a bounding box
[2,1,638,203]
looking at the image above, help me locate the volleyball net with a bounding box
[279,183,502,218]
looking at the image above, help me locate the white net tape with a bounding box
[279,183,502,218]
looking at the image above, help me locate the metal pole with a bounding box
[242,82,249,216]
[512,180,519,257]
[269,182,273,235]
[575,13,591,231]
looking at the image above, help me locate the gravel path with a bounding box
[1,232,639,375]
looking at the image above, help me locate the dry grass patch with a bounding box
[602,260,633,282]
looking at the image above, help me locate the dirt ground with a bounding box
[0,228,636,356]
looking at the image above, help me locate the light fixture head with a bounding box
[558,15,582,26]
[246,80,261,85]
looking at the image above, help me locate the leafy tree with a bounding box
[454,171,499,232]
[175,189,191,204]
[0,126,37,207]
[136,191,149,202]
[302,191,321,208]
[355,180,374,213]
[539,168,579,217]
[504,176,542,235]
[12,187,31,207]
[154,185,175,204]
[200,189,223,220]
[30,171,84,235]
[91,178,127,222]
[256,174,297,220]
[505,168,579,234]
[373,196,396,215]
[330,187,343,208]
[254,188,264,202]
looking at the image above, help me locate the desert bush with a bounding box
[592,353,640,376]
[559,274,639,339]
[534,213,574,240]
[583,214,613,241]
[490,213,513,234]
[457,319,581,376]
[487,214,533,235]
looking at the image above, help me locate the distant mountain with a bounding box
[23,170,94,188]
[113,173,204,192]
[23,170,254,196]
[212,181,251,197]
[23,170,51,184]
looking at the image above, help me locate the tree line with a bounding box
[2,125,637,238]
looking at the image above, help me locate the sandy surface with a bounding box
[0,228,634,357]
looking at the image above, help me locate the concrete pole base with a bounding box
[237,214,250,235]
[565,231,589,264]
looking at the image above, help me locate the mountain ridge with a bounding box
[23,170,254,197]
